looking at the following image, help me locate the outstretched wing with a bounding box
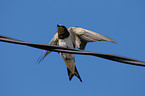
[37,33,59,64]
[68,27,117,50]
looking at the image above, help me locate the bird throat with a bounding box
[58,31,70,39]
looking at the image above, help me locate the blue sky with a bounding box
[0,0,145,96]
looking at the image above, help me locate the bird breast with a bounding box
[58,36,74,48]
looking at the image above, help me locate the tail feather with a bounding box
[67,66,82,82]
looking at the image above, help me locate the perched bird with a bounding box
[37,24,117,82]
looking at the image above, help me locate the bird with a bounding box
[37,24,117,82]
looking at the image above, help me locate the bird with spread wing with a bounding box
[0,25,145,82]
[37,25,117,82]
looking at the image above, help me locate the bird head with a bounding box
[57,24,70,39]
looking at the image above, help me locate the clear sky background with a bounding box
[0,0,145,96]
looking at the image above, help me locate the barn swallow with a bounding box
[37,24,117,82]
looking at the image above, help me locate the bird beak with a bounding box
[57,24,60,27]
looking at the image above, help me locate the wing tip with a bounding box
[111,40,118,44]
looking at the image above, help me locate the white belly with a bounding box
[59,36,75,73]
[59,36,74,60]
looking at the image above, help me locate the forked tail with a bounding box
[67,66,82,82]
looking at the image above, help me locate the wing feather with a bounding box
[37,33,58,64]
[68,27,117,50]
